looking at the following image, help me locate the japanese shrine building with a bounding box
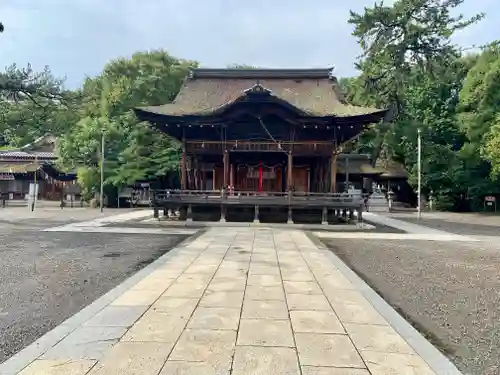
[0,135,79,202]
[134,68,392,223]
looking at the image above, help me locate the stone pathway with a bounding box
[7,227,441,375]
[312,231,478,242]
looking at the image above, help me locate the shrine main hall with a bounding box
[134,68,391,223]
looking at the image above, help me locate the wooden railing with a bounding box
[152,189,364,208]
[186,141,334,154]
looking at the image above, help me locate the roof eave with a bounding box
[134,106,390,124]
[380,172,409,179]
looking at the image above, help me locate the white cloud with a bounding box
[0,0,496,88]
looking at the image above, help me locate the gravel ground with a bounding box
[0,206,127,225]
[323,238,500,375]
[401,217,499,236]
[0,210,187,363]
[388,213,500,237]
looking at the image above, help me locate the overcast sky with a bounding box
[0,0,496,89]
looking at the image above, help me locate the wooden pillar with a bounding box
[180,141,187,190]
[253,205,260,223]
[322,207,328,225]
[202,168,206,191]
[220,204,226,222]
[330,153,338,193]
[187,156,192,189]
[307,168,311,192]
[193,158,199,190]
[287,151,293,224]
[191,157,196,190]
[345,156,350,190]
[223,151,229,189]
[230,163,235,189]
[152,191,159,219]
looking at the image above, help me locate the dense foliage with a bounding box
[0,64,78,146]
[55,51,196,200]
[1,0,499,209]
[343,0,499,210]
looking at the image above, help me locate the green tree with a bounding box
[348,0,483,159]
[459,43,500,199]
[458,44,500,143]
[349,0,483,112]
[483,121,500,178]
[347,0,486,209]
[57,115,126,200]
[110,124,181,187]
[57,50,197,199]
[0,64,78,146]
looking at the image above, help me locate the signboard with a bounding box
[247,167,276,179]
[484,195,497,212]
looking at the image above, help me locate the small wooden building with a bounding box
[135,68,391,223]
[0,135,79,202]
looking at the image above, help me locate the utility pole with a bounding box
[31,155,38,212]
[417,128,422,219]
[100,131,105,213]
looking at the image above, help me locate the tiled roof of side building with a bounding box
[375,158,408,178]
[136,68,386,118]
[0,162,40,173]
[0,151,56,159]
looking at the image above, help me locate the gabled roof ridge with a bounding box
[190,68,334,80]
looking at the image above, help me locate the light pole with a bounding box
[100,131,105,213]
[31,155,38,212]
[417,128,422,219]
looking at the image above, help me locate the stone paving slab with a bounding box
[40,327,127,361]
[1,226,461,375]
[18,359,96,375]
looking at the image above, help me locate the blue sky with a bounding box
[0,0,496,89]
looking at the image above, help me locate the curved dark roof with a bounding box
[40,163,77,181]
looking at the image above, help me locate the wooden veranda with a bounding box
[152,189,365,224]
